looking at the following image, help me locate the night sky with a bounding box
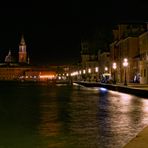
[0,1,147,65]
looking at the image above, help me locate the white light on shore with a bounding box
[83,69,86,74]
[88,68,91,73]
[95,67,99,72]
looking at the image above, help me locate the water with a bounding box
[0,82,148,148]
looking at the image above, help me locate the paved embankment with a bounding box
[123,126,148,148]
[75,81,148,147]
[74,81,148,98]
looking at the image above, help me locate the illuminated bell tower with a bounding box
[19,35,27,63]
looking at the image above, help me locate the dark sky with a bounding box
[0,1,147,65]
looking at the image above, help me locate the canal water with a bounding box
[0,82,148,148]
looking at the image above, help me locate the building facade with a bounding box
[139,31,148,84]
[110,24,146,83]
[0,64,31,80]
[80,40,99,81]
[98,51,111,82]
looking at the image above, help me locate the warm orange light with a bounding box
[39,71,56,79]
[95,67,99,72]
[39,75,55,79]
[105,67,108,71]
[112,62,117,69]
[123,58,128,67]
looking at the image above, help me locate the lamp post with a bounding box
[95,67,98,73]
[88,68,91,81]
[123,58,128,86]
[82,69,86,81]
[88,68,91,73]
[104,67,108,83]
[112,62,117,84]
[95,67,99,82]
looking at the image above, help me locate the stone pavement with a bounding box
[117,83,148,90]
[75,81,148,147]
[118,83,148,147]
[124,126,148,148]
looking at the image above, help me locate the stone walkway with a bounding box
[124,126,148,148]
[75,81,148,147]
[118,83,148,147]
[116,83,148,90]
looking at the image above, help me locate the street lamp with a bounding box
[104,67,108,72]
[123,58,128,86]
[95,67,99,73]
[112,62,117,84]
[88,68,91,73]
[95,67,99,82]
[83,69,86,74]
[79,70,82,75]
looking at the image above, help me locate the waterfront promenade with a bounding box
[74,81,148,147]
[74,81,148,98]
[124,126,148,148]
[119,83,148,148]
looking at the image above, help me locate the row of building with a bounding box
[1,24,148,84]
[72,24,148,84]
[0,35,31,80]
[0,35,66,81]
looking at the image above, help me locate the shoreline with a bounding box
[75,81,148,147]
[74,81,148,98]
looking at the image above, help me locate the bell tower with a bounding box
[19,35,27,63]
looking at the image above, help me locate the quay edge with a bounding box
[74,81,148,98]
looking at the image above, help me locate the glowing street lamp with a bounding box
[95,67,99,73]
[123,58,128,86]
[79,70,82,75]
[105,67,108,72]
[88,68,91,73]
[112,62,117,84]
[83,69,86,74]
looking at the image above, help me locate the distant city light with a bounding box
[71,71,78,76]
[83,69,86,74]
[79,70,82,74]
[112,62,117,69]
[105,67,108,71]
[123,58,128,67]
[39,75,55,79]
[88,68,91,73]
[95,67,99,72]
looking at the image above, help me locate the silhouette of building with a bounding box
[19,35,27,63]
[5,50,12,63]
[0,35,31,80]
[0,35,61,81]
[139,31,148,84]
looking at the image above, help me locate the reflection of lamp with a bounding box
[112,62,117,84]
[123,58,128,86]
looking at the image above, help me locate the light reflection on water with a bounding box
[0,83,148,148]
